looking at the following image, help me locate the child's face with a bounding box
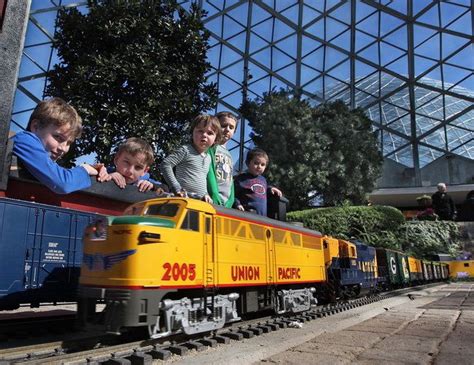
[220,117,237,145]
[248,155,268,176]
[114,151,149,184]
[192,123,217,153]
[31,120,74,161]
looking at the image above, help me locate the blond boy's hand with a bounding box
[237,204,245,211]
[82,163,98,176]
[271,187,283,197]
[136,180,154,192]
[96,165,111,182]
[109,172,127,189]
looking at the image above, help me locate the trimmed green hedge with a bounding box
[287,205,460,257]
[287,205,405,248]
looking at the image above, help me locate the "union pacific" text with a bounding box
[278,267,301,279]
[231,266,260,281]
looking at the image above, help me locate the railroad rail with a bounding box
[1,285,440,365]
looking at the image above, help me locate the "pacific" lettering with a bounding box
[231,266,260,281]
[278,267,301,279]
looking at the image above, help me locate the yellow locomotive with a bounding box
[79,197,326,337]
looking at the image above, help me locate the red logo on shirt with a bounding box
[251,183,266,195]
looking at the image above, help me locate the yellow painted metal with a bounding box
[408,256,422,273]
[214,215,268,286]
[81,198,211,287]
[444,260,474,279]
[273,229,325,284]
[338,239,357,259]
[81,222,206,287]
[80,197,327,289]
[323,236,339,268]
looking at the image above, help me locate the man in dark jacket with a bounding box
[432,183,457,220]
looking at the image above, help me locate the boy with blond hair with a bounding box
[12,97,103,194]
[102,137,163,192]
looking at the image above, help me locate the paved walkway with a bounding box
[259,282,473,365]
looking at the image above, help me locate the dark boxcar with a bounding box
[422,260,434,281]
[432,262,441,280]
[440,263,449,280]
[376,248,410,288]
[0,198,99,309]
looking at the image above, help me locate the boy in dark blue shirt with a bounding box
[234,148,282,216]
[12,97,104,194]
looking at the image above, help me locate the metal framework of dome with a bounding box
[10,0,474,188]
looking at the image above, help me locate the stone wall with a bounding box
[0,0,30,189]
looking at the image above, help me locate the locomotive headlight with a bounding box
[86,218,108,240]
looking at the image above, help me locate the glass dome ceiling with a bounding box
[11,0,474,185]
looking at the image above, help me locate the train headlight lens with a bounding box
[86,218,107,240]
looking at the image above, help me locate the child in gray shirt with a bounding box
[160,115,222,202]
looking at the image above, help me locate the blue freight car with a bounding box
[325,239,379,299]
[0,198,100,310]
[352,240,381,295]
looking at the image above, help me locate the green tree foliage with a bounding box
[242,91,383,210]
[46,1,217,168]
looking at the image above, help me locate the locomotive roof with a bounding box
[134,197,322,238]
[214,204,322,238]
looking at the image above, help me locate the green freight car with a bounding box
[376,248,410,288]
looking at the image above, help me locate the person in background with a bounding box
[234,148,282,216]
[431,182,457,221]
[207,111,238,208]
[12,97,104,194]
[462,190,474,221]
[101,137,164,193]
[160,114,221,202]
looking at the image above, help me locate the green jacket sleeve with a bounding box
[207,145,223,205]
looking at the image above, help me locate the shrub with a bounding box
[399,221,461,259]
[287,205,405,249]
[287,205,461,257]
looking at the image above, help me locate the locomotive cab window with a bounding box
[145,203,180,217]
[465,263,470,267]
[181,210,199,232]
[124,203,145,215]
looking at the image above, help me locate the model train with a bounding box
[77,196,450,338]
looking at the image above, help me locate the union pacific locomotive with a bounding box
[78,197,449,338]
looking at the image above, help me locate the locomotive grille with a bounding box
[105,289,131,301]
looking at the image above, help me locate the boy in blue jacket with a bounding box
[12,97,104,194]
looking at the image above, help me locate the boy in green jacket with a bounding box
[207,112,239,208]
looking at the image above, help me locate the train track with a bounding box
[0,314,77,342]
[0,284,443,364]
